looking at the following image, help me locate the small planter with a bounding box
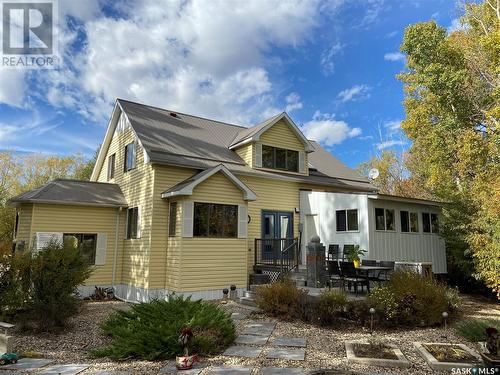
[480,352,500,368]
[175,354,197,370]
[413,342,482,371]
[345,340,410,368]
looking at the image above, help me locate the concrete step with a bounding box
[243,290,254,298]
[238,296,257,307]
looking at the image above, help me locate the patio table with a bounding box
[355,266,393,282]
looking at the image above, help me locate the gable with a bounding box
[260,119,305,151]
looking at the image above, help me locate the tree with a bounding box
[398,0,499,297]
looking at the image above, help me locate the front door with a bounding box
[261,211,293,261]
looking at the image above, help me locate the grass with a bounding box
[456,318,500,342]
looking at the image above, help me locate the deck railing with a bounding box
[254,237,299,272]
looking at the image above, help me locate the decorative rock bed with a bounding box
[413,342,482,371]
[345,340,410,368]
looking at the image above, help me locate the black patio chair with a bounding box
[378,260,396,281]
[339,261,369,296]
[326,260,344,289]
[361,259,377,266]
[328,244,341,261]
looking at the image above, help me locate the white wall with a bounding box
[300,191,447,273]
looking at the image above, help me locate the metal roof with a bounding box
[9,179,128,207]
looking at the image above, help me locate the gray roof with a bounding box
[9,179,128,207]
[117,99,376,192]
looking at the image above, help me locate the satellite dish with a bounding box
[368,168,380,180]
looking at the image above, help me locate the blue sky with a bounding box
[0,0,461,168]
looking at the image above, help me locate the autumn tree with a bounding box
[398,0,499,296]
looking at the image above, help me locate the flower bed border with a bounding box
[345,340,410,368]
[413,342,482,371]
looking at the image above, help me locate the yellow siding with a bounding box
[29,203,125,285]
[180,171,247,291]
[239,176,300,271]
[96,122,155,289]
[235,143,253,167]
[15,204,33,247]
[150,165,194,290]
[260,119,304,151]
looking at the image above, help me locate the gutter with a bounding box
[112,207,122,289]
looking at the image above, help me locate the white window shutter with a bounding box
[35,232,63,251]
[136,206,141,238]
[254,143,262,167]
[182,201,194,238]
[95,233,107,265]
[299,151,306,173]
[238,205,248,238]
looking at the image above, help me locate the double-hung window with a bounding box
[375,208,395,231]
[63,233,97,264]
[124,142,136,172]
[400,211,419,233]
[336,209,358,231]
[126,207,139,239]
[193,202,238,238]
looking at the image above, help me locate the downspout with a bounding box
[112,206,122,290]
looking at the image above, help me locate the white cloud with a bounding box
[29,0,343,125]
[376,140,405,150]
[285,92,303,112]
[320,42,344,76]
[302,111,361,146]
[0,70,26,108]
[337,84,371,103]
[384,51,405,62]
[386,30,398,38]
[447,18,465,34]
[384,119,401,133]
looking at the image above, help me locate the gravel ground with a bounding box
[10,295,499,374]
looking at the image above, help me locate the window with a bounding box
[124,142,136,172]
[169,202,177,236]
[336,209,358,231]
[14,212,19,238]
[375,208,395,231]
[423,212,439,233]
[107,153,115,180]
[126,207,139,239]
[193,202,238,238]
[63,233,97,264]
[401,211,419,233]
[261,145,299,172]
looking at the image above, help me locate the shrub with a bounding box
[254,280,309,320]
[345,298,372,326]
[313,290,348,326]
[368,271,459,327]
[92,296,235,360]
[456,319,500,342]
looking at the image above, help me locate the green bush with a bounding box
[254,280,309,320]
[368,271,459,327]
[1,240,92,331]
[345,299,372,326]
[92,296,235,360]
[456,319,500,342]
[313,290,348,326]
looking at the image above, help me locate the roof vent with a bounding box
[169,112,178,118]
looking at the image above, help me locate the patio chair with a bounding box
[326,260,343,289]
[328,244,341,261]
[378,260,395,281]
[361,259,377,266]
[339,261,369,296]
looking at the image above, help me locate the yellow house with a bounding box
[9,99,378,302]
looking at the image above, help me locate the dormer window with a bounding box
[262,145,298,172]
[124,142,136,172]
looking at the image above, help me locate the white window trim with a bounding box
[335,209,359,233]
[374,208,396,232]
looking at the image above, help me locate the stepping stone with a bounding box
[223,345,262,358]
[209,365,253,374]
[273,337,307,348]
[241,322,276,337]
[159,362,206,374]
[260,368,306,375]
[266,348,306,361]
[235,334,269,345]
[1,358,54,371]
[38,364,89,375]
